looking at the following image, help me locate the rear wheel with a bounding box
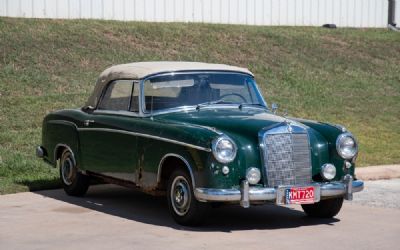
[59,149,89,197]
[167,168,209,226]
[301,197,344,218]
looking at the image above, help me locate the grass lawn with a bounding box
[0,17,399,194]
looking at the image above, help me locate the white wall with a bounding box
[396,0,400,25]
[0,0,391,28]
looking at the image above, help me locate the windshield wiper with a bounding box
[196,99,235,110]
[238,103,267,110]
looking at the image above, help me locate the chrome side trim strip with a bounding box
[48,120,79,129]
[77,127,211,152]
[47,119,211,152]
[91,111,223,135]
[194,180,364,203]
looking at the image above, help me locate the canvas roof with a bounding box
[86,61,253,107]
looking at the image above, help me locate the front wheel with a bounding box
[167,169,209,226]
[301,197,344,218]
[59,149,90,197]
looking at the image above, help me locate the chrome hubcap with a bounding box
[61,154,76,186]
[170,176,191,216]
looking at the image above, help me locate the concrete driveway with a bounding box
[1,180,400,250]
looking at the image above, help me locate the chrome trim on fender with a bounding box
[92,110,223,134]
[157,153,197,189]
[48,120,79,129]
[48,119,215,151]
[77,127,211,152]
[194,180,364,207]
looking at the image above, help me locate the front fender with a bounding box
[293,118,355,179]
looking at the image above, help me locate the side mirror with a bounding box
[271,103,278,114]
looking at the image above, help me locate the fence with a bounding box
[0,0,394,28]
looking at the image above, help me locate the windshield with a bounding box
[143,72,265,112]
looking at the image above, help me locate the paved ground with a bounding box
[1,180,399,250]
[356,165,400,181]
[352,178,400,209]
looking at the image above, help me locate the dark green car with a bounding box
[37,61,364,226]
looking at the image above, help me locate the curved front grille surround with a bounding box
[259,124,312,187]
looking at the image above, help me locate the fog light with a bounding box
[246,167,261,185]
[222,166,230,175]
[321,163,336,180]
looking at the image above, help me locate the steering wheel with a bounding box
[219,93,247,103]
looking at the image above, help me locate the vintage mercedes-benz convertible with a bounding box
[37,61,364,225]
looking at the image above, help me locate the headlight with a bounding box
[336,133,358,160]
[246,167,261,184]
[321,163,336,180]
[212,135,237,163]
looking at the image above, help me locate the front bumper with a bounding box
[194,175,364,208]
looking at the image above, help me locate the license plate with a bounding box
[285,186,315,204]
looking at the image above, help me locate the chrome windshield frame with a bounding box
[139,70,268,117]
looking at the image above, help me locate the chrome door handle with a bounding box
[84,120,95,126]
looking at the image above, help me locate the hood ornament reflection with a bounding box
[284,120,293,133]
[288,124,293,133]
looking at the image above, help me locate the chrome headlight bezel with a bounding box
[212,135,237,164]
[336,133,358,160]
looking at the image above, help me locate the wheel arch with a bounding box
[43,117,81,167]
[54,143,77,167]
[157,153,196,191]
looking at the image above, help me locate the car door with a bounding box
[79,80,140,182]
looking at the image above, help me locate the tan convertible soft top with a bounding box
[86,61,253,107]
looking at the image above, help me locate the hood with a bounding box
[155,107,348,180]
[155,107,298,137]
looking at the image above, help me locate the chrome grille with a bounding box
[261,127,312,187]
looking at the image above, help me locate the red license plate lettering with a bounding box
[285,187,315,204]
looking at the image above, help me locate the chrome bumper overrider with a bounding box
[194,175,364,208]
[36,146,45,158]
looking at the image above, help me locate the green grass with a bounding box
[0,17,399,194]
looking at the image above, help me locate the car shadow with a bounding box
[35,184,339,232]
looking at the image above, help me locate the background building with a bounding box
[0,0,399,28]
